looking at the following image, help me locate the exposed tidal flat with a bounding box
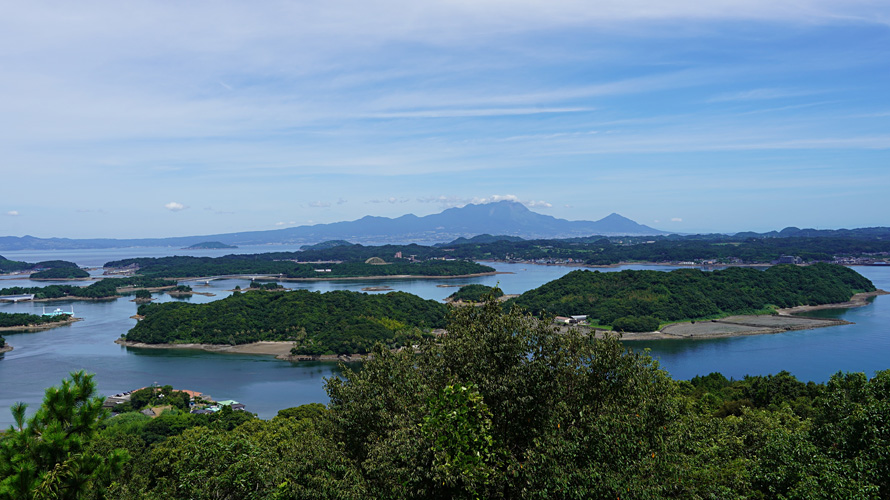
[1,246,889,427]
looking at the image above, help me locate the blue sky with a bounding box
[1,1,889,238]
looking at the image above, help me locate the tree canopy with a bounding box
[125,289,448,355]
[511,263,876,331]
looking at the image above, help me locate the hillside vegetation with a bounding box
[105,254,492,279]
[0,277,178,300]
[5,301,890,499]
[0,312,71,328]
[125,289,448,355]
[511,263,876,331]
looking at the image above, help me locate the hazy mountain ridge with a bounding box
[0,202,668,250]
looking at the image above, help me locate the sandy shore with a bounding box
[115,338,368,362]
[0,317,82,333]
[619,290,887,341]
[113,290,888,359]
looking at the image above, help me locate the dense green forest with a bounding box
[511,263,876,331]
[29,267,90,279]
[0,277,178,300]
[0,312,72,328]
[104,253,492,279]
[125,289,448,355]
[447,284,504,302]
[3,301,889,499]
[437,235,890,265]
[0,255,80,274]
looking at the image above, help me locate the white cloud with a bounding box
[337,198,348,205]
[275,220,297,226]
[527,200,553,208]
[164,202,186,212]
[5,210,20,216]
[418,194,552,209]
[309,201,331,208]
[671,217,683,222]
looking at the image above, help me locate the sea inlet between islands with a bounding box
[1,245,889,427]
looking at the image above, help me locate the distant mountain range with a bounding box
[0,202,668,251]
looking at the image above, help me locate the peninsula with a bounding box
[511,263,878,333]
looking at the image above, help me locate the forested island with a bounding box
[0,311,76,332]
[0,276,181,301]
[511,263,877,332]
[447,284,505,303]
[29,267,90,280]
[183,241,238,250]
[122,289,447,355]
[0,255,81,274]
[104,254,494,279]
[4,302,889,498]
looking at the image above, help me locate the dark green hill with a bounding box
[125,289,448,355]
[448,284,505,302]
[300,240,353,251]
[30,268,90,280]
[511,263,876,331]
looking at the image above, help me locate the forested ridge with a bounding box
[0,312,72,328]
[0,277,178,300]
[29,267,90,279]
[512,263,876,331]
[3,301,889,499]
[447,284,504,302]
[104,253,492,279]
[125,289,448,355]
[0,255,80,274]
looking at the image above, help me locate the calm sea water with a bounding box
[1,246,888,426]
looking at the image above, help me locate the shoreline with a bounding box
[0,317,83,333]
[113,290,889,358]
[114,339,366,362]
[159,271,508,282]
[0,345,12,354]
[620,290,888,341]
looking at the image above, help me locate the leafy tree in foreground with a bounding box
[326,293,680,498]
[0,371,127,499]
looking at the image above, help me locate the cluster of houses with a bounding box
[553,315,588,325]
[103,387,247,417]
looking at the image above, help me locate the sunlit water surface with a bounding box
[2,246,888,426]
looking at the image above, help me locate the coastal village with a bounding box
[103,387,247,417]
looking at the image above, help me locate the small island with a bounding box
[183,241,238,250]
[118,289,447,357]
[0,311,80,333]
[103,254,496,280]
[0,335,10,354]
[0,276,182,302]
[446,284,506,303]
[30,267,91,280]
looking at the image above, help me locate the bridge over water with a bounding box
[0,294,35,303]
